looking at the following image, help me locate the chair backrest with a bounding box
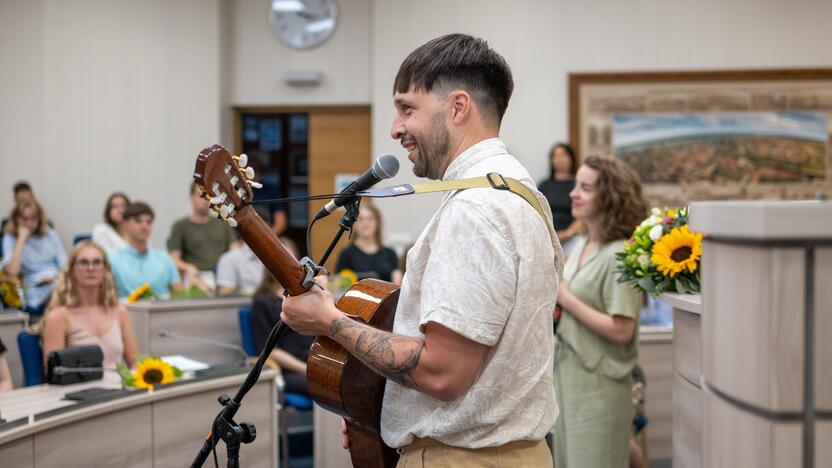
[73,233,92,245]
[17,330,43,386]
[238,306,257,357]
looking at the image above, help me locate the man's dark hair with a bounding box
[13,181,32,194]
[123,202,155,221]
[393,34,514,124]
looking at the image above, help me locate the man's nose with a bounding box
[390,116,405,140]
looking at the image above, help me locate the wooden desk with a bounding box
[639,325,674,461]
[0,368,279,468]
[0,310,29,388]
[127,297,252,364]
[662,293,702,468]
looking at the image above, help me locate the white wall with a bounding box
[229,0,371,106]
[370,0,832,245]
[0,0,225,250]
[2,0,832,251]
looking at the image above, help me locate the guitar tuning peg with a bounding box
[236,188,247,199]
[208,208,220,218]
[245,167,255,179]
[210,193,227,205]
[227,217,238,228]
[200,191,210,201]
[248,181,263,189]
[238,153,248,168]
[220,204,232,218]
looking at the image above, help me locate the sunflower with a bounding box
[337,269,359,288]
[651,225,703,278]
[127,283,156,303]
[131,357,176,390]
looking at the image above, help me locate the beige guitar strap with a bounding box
[361,172,549,222]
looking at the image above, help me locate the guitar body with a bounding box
[307,279,401,468]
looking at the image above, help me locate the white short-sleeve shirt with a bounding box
[380,138,564,449]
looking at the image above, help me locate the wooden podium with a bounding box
[688,200,832,468]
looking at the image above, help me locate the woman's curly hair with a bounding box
[582,155,649,243]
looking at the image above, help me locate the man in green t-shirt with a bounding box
[168,182,238,292]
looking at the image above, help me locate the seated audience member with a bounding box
[216,243,264,295]
[251,239,313,396]
[168,182,238,292]
[216,206,270,296]
[92,192,130,253]
[0,337,12,391]
[42,241,139,369]
[110,202,182,298]
[1,181,37,235]
[1,200,67,311]
[335,202,399,282]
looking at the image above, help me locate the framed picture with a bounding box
[568,69,832,206]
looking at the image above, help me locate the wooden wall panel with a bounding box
[815,247,832,411]
[308,107,372,271]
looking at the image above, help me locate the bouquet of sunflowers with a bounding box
[116,355,183,391]
[616,207,703,296]
[0,273,23,310]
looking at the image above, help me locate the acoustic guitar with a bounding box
[194,144,399,467]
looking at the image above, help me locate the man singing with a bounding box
[281,33,563,466]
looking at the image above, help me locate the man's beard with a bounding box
[412,113,451,180]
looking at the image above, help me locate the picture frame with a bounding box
[568,69,832,206]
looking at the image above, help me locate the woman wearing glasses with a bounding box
[42,241,139,369]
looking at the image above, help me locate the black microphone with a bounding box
[314,153,399,220]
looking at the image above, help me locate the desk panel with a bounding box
[0,311,29,388]
[127,297,251,364]
[0,369,278,467]
[34,405,152,468]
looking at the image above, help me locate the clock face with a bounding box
[269,0,338,50]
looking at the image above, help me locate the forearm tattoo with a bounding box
[330,317,425,389]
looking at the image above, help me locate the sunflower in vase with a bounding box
[117,356,183,391]
[616,207,703,296]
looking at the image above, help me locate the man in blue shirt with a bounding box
[109,202,182,298]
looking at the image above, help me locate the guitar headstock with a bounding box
[193,144,263,227]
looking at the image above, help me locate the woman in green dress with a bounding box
[553,155,648,468]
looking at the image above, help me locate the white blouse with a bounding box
[91,223,127,253]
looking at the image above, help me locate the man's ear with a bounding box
[448,90,472,125]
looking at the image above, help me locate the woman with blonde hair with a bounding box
[42,241,139,369]
[1,199,66,312]
[553,155,649,468]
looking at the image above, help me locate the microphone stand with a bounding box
[190,197,363,468]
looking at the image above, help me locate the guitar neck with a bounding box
[233,205,309,296]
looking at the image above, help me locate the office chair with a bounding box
[17,330,43,386]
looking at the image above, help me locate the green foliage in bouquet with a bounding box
[616,207,703,296]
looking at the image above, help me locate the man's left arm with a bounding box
[281,277,490,402]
